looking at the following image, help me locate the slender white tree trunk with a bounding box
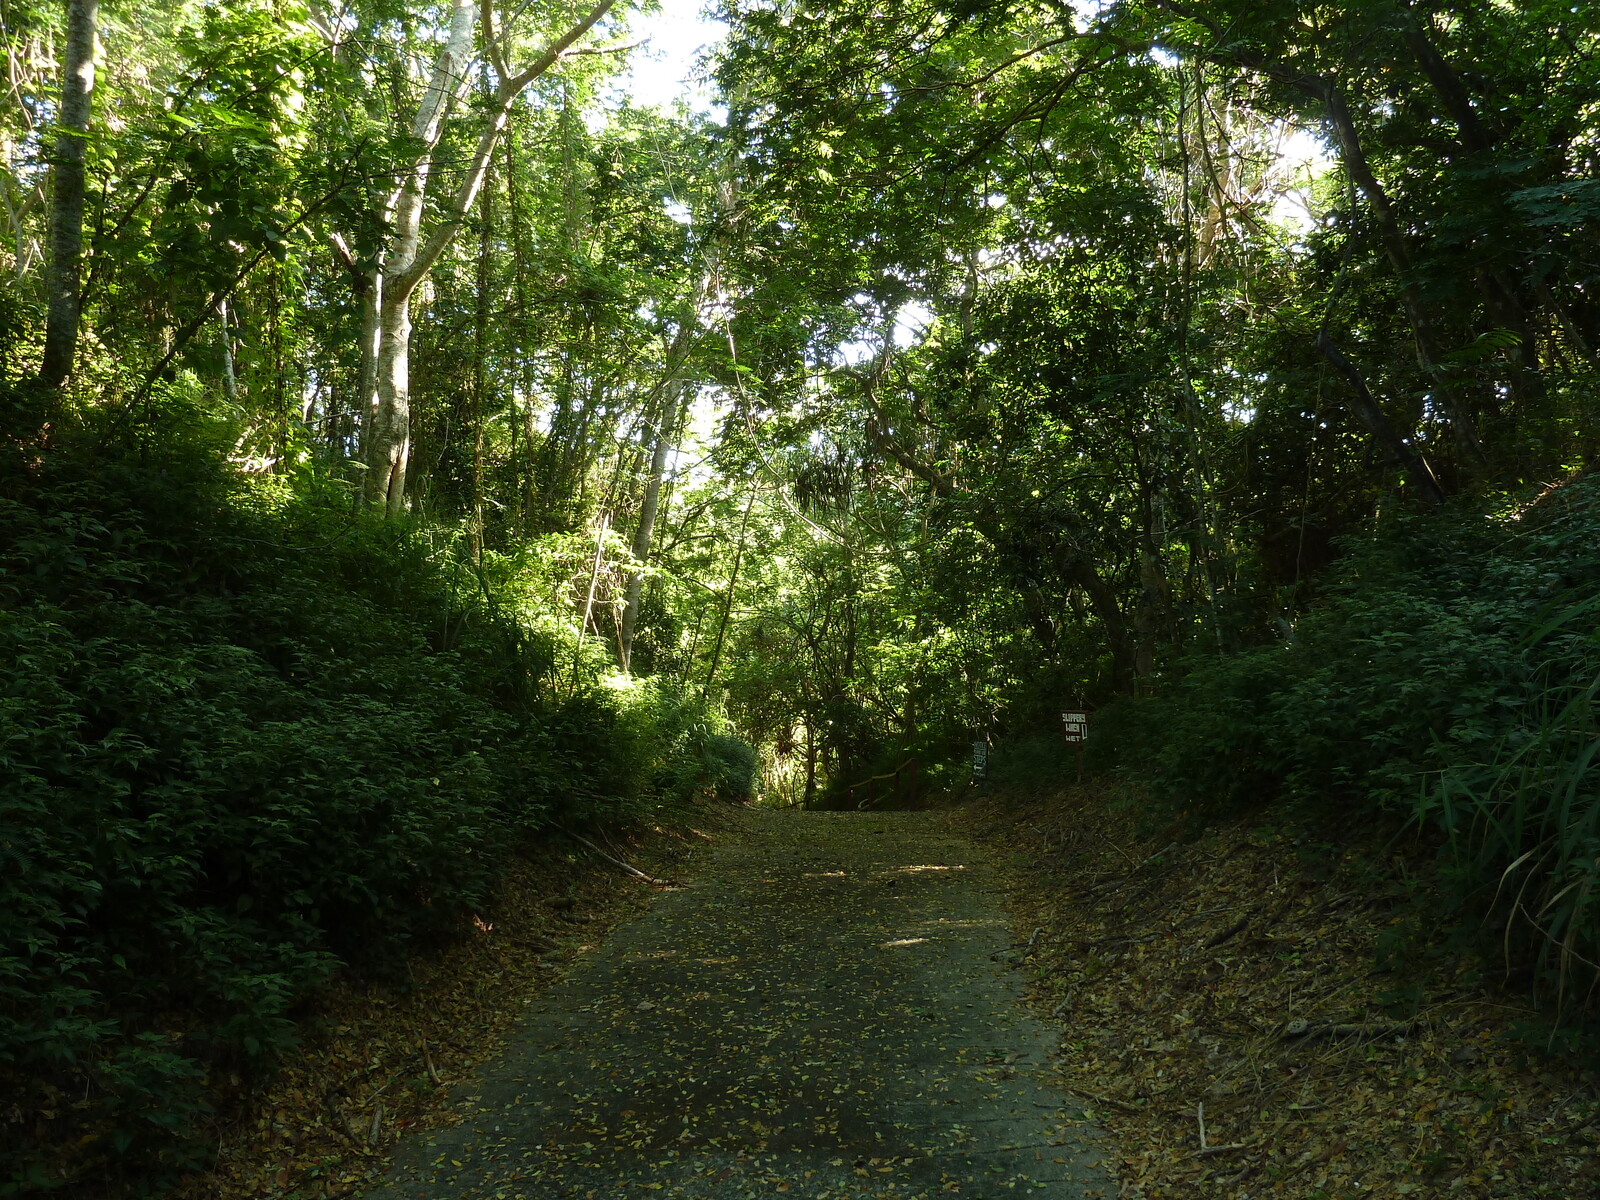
[618,387,683,671]
[36,0,97,389]
[355,267,380,452]
[363,0,476,510]
[619,304,702,669]
[218,298,238,405]
[370,290,415,511]
[358,0,620,513]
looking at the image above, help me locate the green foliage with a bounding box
[600,677,757,806]
[696,733,758,804]
[979,734,1082,797]
[1105,477,1600,1008]
[0,426,737,1192]
[1428,670,1600,1014]
[4,1,1600,1178]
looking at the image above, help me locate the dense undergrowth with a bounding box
[0,420,751,1195]
[1076,476,1600,1017]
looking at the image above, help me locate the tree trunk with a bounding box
[36,0,97,390]
[618,386,684,672]
[1313,81,1483,464]
[1317,329,1447,505]
[471,159,493,558]
[356,268,380,456]
[217,298,238,405]
[358,0,619,513]
[703,494,755,696]
[1143,8,1486,464]
[1397,3,1489,155]
[1065,553,1137,695]
[369,290,415,512]
[804,721,817,810]
[362,0,475,511]
[618,309,701,669]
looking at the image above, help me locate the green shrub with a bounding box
[1105,476,1600,1010]
[700,734,758,802]
[0,438,734,1192]
[981,732,1083,795]
[608,678,757,806]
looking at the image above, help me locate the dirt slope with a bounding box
[961,789,1600,1199]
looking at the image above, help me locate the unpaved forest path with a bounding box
[365,809,1111,1199]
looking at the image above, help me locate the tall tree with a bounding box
[34,0,97,390]
[356,0,623,513]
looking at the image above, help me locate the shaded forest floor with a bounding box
[960,787,1600,1199]
[144,787,1600,1200]
[168,817,719,1200]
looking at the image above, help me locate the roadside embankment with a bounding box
[169,820,715,1200]
[960,787,1600,1199]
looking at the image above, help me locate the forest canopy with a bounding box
[3,0,1600,1190]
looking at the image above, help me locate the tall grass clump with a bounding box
[1425,605,1600,1014]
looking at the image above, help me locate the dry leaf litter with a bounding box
[960,787,1600,1199]
[166,817,715,1200]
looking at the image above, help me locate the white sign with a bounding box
[1061,710,1088,744]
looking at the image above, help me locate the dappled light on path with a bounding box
[365,810,1109,1199]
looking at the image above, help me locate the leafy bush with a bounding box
[610,679,757,806]
[700,734,759,802]
[1104,476,1600,1009]
[981,732,1082,796]
[0,436,736,1192]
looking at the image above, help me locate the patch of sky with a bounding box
[613,0,729,114]
[833,300,937,364]
[834,338,875,366]
[1070,0,1111,27]
[894,301,935,347]
[666,388,725,486]
[1270,122,1334,235]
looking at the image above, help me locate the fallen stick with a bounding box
[1205,916,1250,949]
[1193,1141,1251,1158]
[1103,837,1141,868]
[418,1035,442,1085]
[1217,1162,1255,1188]
[1061,1086,1141,1113]
[1086,931,1164,953]
[557,826,674,886]
[1282,1018,1415,1041]
[1180,904,1237,927]
[1134,842,1180,870]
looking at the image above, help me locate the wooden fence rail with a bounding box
[847,758,917,810]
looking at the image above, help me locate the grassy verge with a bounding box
[2,439,755,1195]
[961,786,1600,1199]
